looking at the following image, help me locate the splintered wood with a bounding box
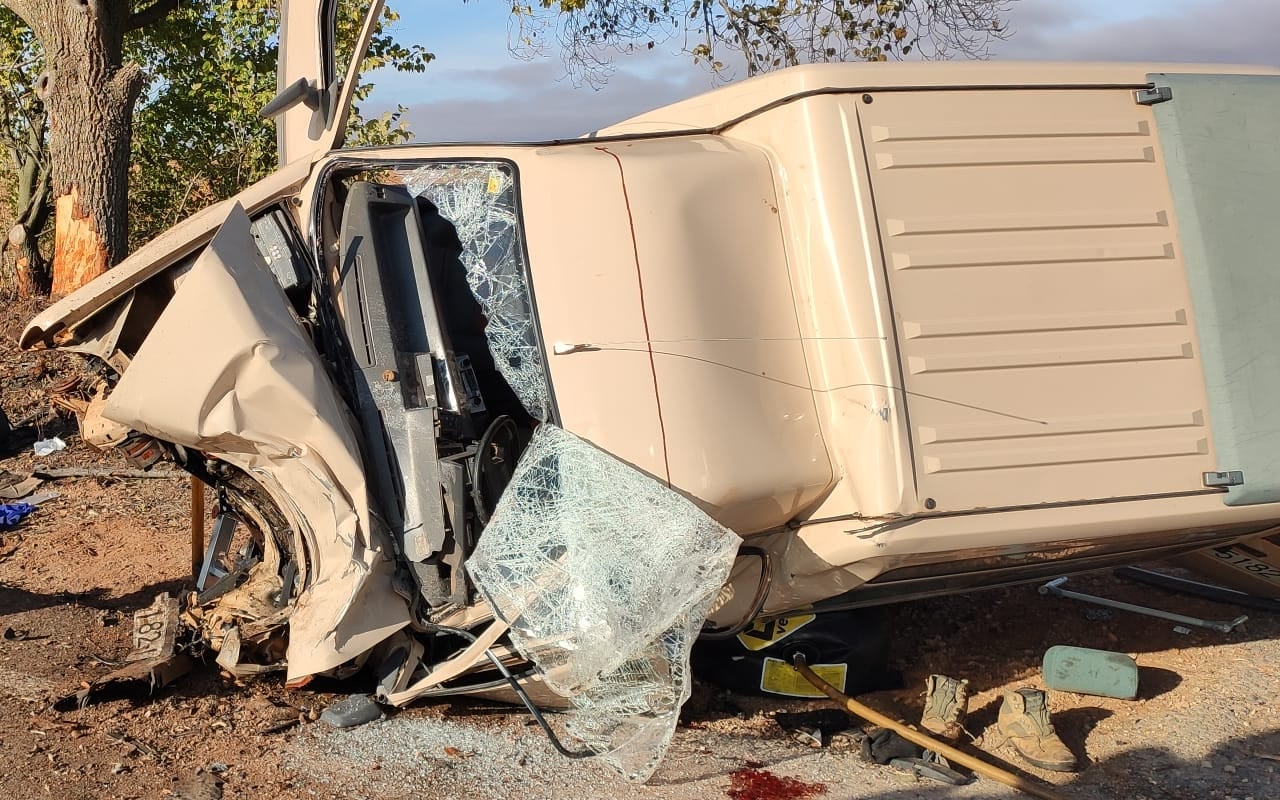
[51,185,107,296]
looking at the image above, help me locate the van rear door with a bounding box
[858,86,1215,513]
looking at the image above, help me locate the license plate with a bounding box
[129,593,179,663]
[1212,548,1280,584]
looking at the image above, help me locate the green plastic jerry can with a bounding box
[1042,645,1139,700]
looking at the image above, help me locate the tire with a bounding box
[692,607,897,698]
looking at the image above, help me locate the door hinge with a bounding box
[1204,470,1245,488]
[1135,86,1173,106]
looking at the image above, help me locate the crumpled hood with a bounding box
[101,204,409,679]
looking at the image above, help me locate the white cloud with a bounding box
[382,52,715,141]
[994,0,1280,64]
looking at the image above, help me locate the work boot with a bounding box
[994,688,1077,772]
[920,674,970,741]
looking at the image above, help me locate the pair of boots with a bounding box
[920,675,1077,772]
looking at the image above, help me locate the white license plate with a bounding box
[129,593,179,662]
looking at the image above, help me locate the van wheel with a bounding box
[691,607,898,698]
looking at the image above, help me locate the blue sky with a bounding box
[362,0,1279,141]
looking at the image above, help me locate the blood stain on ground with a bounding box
[725,767,827,800]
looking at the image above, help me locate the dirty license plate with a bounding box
[1212,548,1280,584]
[759,657,847,698]
[129,593,179,663]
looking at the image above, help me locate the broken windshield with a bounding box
[402,162,553,422]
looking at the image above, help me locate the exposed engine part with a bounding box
[699,546,773,640]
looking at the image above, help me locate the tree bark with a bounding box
[2,0,175,295]
[10,111,52,297]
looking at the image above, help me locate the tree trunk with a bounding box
[39,2,141,293]
[1,0,177,296]
[8,222,49,298]
[9,118,52,298]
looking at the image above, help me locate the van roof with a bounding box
[595,61,1280,136]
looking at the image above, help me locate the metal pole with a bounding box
[1039,577,1247,633]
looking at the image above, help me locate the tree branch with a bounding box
[125,0,179,32]
[0,0,37,30]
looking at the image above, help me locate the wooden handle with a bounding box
[190,477,205,580]
[791,656,1070,800]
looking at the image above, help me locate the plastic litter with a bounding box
[467,424,741,782]
[0,502,35,529]
[32,437,66,456]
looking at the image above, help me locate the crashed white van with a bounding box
[22,0,1280,778]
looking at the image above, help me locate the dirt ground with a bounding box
[3,300,1279,800]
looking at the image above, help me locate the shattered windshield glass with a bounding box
[402,163,551,421]
[467,424,742,781]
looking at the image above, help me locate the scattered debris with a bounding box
[1040,576,1249,634]
[771,709,854,738]
[171,771,223,800]
[3,626,46,641]
[0,474,42,500]
[319,694,384,729]
[32,437,66,456]
[103,729,161,761]
[889,754,973,786]
[60,593,192,709]
[791,655,1069,800]
[32,467,183,480]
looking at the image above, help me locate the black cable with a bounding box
[425,622,595,759]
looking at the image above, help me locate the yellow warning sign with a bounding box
[735,612,816,652]
[759,658,847,698]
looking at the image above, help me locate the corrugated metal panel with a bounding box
[858,89,1215,511]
